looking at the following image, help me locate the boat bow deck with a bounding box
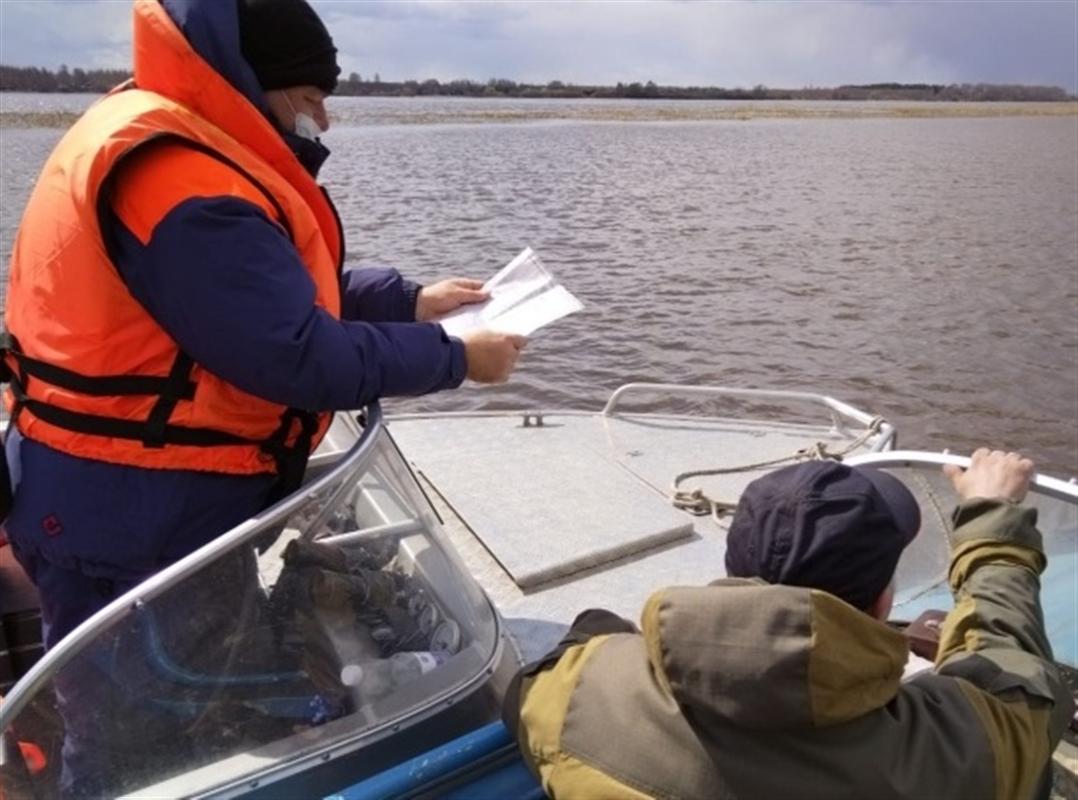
[388,402,888,661]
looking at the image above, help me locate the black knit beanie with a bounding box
[238,0,340,95]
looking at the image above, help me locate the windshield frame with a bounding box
[0,403,501,731]
[0,408,375,726]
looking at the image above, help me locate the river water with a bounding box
[2,94,1076,476]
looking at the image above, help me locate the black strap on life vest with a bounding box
[260,407,320,508]
[0,333,317,508]
[0,332,230,449]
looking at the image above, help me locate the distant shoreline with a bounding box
[2,100,1077,130]
[1,65,1073,103]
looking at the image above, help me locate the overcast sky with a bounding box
[1,1,1075,91]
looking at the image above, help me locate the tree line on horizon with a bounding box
[1,64,1072,103]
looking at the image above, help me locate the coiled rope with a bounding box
[671,416,886,521]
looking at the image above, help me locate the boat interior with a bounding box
[0,384,1074,798]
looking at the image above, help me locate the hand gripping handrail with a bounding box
[846,450,1078,504]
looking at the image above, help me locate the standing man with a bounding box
[0,0,525,651]
[506,451,1073,798]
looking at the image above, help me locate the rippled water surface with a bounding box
[2,96,1076,475]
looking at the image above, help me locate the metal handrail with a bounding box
[601,382,896,452]
[846,450,1078,504]
[319,519,425,547]
[0,405,383,728]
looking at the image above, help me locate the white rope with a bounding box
[671,417,886,521]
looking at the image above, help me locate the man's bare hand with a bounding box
[943,448,1035,504]
[416,278,488,322]
[461,330,527,384]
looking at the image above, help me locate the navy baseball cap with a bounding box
[724,461,920,611]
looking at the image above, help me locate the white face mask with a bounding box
[293,112,323,142]
[282,92,324,141]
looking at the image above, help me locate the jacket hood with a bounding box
[130,0,329,190]
[639,579,909,730]
[131,1,287,165]
[139,0,267,114]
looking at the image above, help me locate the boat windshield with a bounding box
[846,452,1078,668]
[0,408,501,798]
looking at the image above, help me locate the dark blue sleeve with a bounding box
[340,266,421,323]
[107,196,466,410]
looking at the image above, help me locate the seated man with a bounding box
[503,449,1074,799]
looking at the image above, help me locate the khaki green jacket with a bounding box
[504,499,1073,799]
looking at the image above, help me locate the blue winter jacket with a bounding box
[4,0,466,589]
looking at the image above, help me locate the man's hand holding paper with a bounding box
[415,278,489,322]
[460,329,527,384]
[434,248,584,338]
[431,248,581,384]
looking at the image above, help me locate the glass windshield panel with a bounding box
[1,426,498,798]
[864,463,1076,667]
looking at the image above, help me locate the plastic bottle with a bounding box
[340,651,446,703]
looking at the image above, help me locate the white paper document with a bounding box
[434,248,584,337]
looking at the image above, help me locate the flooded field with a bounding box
[3,95,1077,129]
[2,94,1076,475]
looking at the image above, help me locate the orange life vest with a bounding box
[1,0,342,480]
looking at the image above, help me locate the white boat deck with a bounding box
[388,407,888,661]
